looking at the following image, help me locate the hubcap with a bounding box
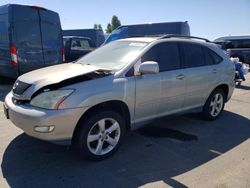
[209,93,223,117]
[87,118,121,156]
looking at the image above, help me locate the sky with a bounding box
[1,0,250,40]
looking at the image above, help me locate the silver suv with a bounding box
[4,35,235,160]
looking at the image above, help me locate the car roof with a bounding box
[119,36,213,46]
[120,37,158,43]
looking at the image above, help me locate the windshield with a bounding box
[77,40,148,70]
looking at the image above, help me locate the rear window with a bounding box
[14,21,42,48]
[0,14,9,43]
[71,38,91,49]
[41,22,60,48]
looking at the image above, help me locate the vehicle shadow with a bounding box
[236,84,250,90]
[0,77,14,101]
[1,110,250,188]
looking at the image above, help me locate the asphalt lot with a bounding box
[0,75,250,188]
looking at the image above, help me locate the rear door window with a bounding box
[182,43,205,68]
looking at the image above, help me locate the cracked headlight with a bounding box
[30,89,74,109]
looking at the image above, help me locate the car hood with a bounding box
[13,63,111,100]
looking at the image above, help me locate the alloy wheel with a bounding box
[87,118,121,156]
[209,93,223,117]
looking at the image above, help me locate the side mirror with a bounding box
[139,61,159,75]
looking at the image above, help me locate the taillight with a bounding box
[10,45,18,67]
[62,48,65,63]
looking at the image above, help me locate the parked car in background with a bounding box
[214,35,250,66]
[0,4,63,79]
[63,36,95,62]
[4,35,235,160]
[104,21,191,44]
[63,29,105,47]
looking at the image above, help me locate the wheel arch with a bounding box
[214,84,229,101]
[72,100,131,142]
[206,84,229,103]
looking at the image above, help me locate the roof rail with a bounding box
[159,34,211,42]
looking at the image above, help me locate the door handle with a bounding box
[212,69,217,74]
[176,74,185,80]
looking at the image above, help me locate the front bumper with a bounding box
[4,92,85,145]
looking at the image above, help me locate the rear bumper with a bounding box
[4,92,85,145]
[0,65,18,78]
[226,82,235,102]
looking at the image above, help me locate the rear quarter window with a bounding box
[203,47,223,65]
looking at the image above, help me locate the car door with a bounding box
[157,42,186,115]
[181,42,212,109]
[40,9,62,66]
[13,7,44,74]
[134,45,161,123]
[0,13,13,77]
[134,42,186,123]
[202,46,223,91]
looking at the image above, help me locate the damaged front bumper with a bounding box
[4,92,86,145]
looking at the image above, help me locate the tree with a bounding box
[105,23,112,33]
[93,24,103,30]
[105,15,121,33]
[111,15,121,31]
[98,24,102,30]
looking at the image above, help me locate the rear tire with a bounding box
[202,88,225,121]
[74,110,126,161]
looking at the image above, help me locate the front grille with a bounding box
[12,80,31,95]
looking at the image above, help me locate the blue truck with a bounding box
[0,4,63,78]
[104,21,191,44]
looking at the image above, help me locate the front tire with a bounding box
[202,88,225,121]
[74,111,126,161]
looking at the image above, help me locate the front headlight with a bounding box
[30,89,74,109]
